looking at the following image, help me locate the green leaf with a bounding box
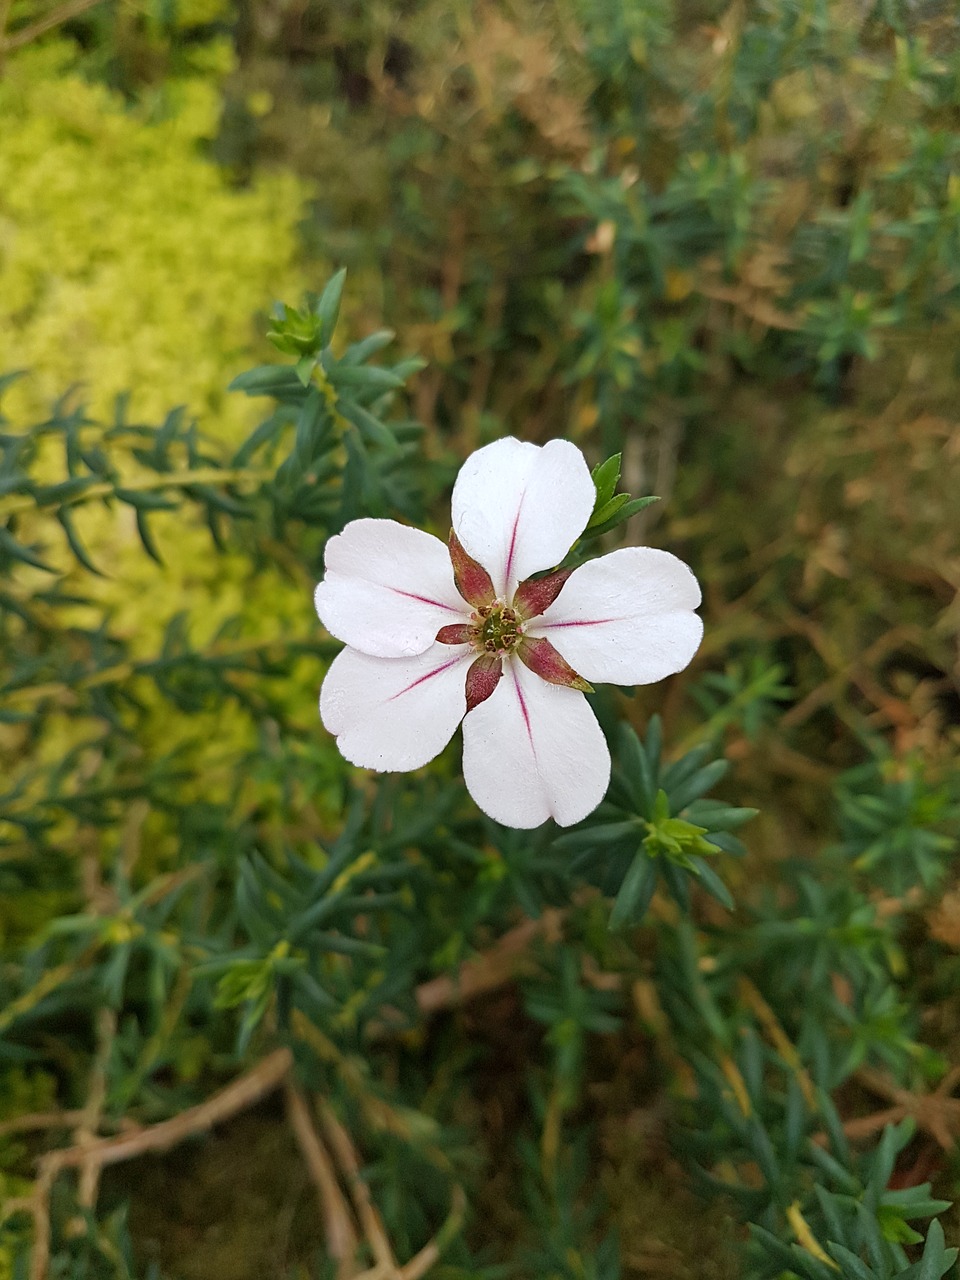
[0,527,54,573]
[314,267,347,341]
[689,857,734,909]
[341,329,396,364]
[114,488,178,511]
[228,365,306,400]
[339,397,398,451]
[645,715,662,776]
[882,1188,953,1219]
[389,356,427,380]
[825,1242,876,1280]
[683,802,759,830]
[749,1226,828,1278]
[877,1205,923,1245]
[0,706,32,723]
[57,508,103,576]
[701,831,746,856]
[609,851,657,928]
[232,411,290,466]
[554,819,645,851]
[582,494,660,539]
[293,388,328,472]
[591,453,622,508]
[589,492,631,527]
[32,477,92,506]
[667,759,730,812]
[327,364,405,391]
[0,370,27,396]
[135,507,163,564]
[914,1219,956,1280]
[618,722,657,815]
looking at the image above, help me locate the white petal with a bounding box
[461,658,610,828]
[451,437,595,600]
[315,519,466,658]
[320,643,472,771]
[530,546,703,686]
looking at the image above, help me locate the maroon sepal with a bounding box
[512,567,574,621]
[436,624,475,646]
[516,636,593,692]
[449,529,496,609]
[464,653,502,713]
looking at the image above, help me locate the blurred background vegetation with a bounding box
[1,0,960,1276]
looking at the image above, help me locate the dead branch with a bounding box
[415,908,562,1015]
[318,1100,399,1274]
[1,0,107,56]
[0,1110,87,1140]
[12,1048,293,1280]
[285,1081,359,1275]
[40,1047,294,1174]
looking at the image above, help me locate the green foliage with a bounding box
[7,275,957,1268]
[557,718,752,924]
[4,0,960,1273]
[197,0,960,782]
[690,657,794,743]
[833,755,960,897]
[585,452,660,540]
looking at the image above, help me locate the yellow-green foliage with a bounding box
[0,39,305,437]
[0,1069,57,1275]
[0,39,339,886]
[0,34,317,647]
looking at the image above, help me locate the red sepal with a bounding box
[512,567,574,621]
[465,653,502,713]
[449,529,496,609]
[516,636,593,692]
[436,624,475,646]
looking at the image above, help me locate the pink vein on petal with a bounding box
[512,665,536,761]
[503,492,525,589]
[389,588,461,612]
[388,654,466,700]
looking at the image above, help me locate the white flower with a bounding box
[314,437,703,829]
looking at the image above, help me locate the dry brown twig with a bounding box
[1,907,558,1277]
[842,1064,960,1151]
[319,1100,401,1275]
[415,907,563,1016]
[4,1048,294,1280]
[70,1006,117,1226]
[0,0,108,63]
[285,1083,359,1277]
[0,1110,88,1140]
[285,1084,466,1280]
[7,1032,468,1278]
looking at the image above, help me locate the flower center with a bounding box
[476,603,521,655]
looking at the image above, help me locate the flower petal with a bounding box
[320,643,472,771]
[451,438,595,600]
[461,658,610,828]
[530,546,703,686]
[315,518,466,658]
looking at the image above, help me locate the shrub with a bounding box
[1,279,958,1278]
